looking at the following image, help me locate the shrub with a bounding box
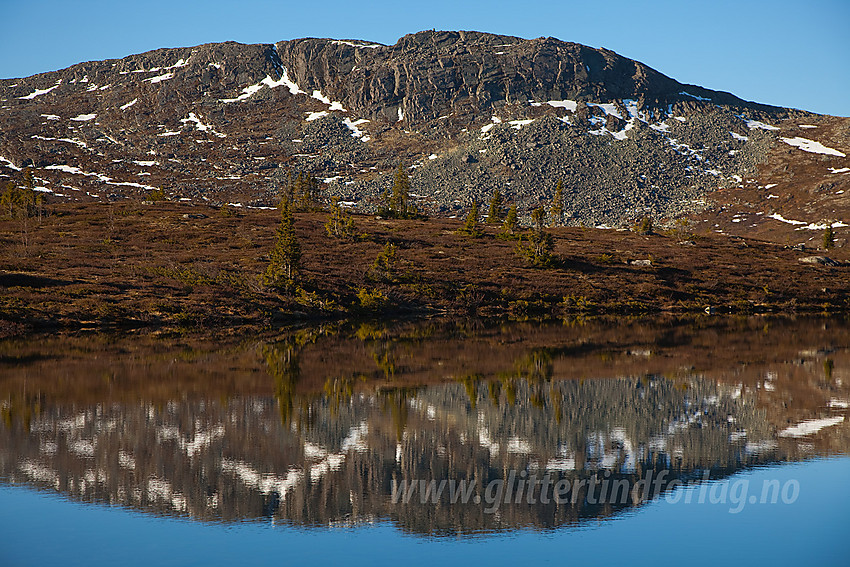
[356,287,389,310]
[145,187,167,202]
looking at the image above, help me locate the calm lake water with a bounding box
[1,317,849,565]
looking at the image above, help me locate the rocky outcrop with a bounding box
[274,30,697,123]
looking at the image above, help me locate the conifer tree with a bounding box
[389,164,411,217]
[285,171,321,211]
[823,223,835,250]
[500,204,519,239]
[458,202,482,237]
[487,188,503,223]
[325,198,356,239]
[531,206,546,231]
[369,242,397,282]
[516,206,555,267]
[550,179,564,226]
[265,197,301,291]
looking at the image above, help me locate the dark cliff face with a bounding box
[274,30,688,123]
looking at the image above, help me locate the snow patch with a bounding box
[331,40,382,49]
[743,118,779,131]
[0,156,21,170]
[70,113,96,122]
[730,131,748,142]
[480,116,502,134]
[44,164,110,182]
[541,99,578,112]
[342,117,370,141]
[19,82,60,100]
[767,213,806,225]
[796,221,848,231]
[220,72,307,103]
[41,114,60,120]
[278,68,305,95]
[120,98,138,111]
[680,91,711,101]
[311,89,345,111]
[31,135,88,148]
[508,119,533,129]
[781,137,845,158]
[305,110,329,121]
[144,72,174,84]
[180,113,226,138]
[220,82,265,103]
[587,102,622,119]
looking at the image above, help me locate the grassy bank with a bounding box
[1,201,848,335]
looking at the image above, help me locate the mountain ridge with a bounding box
[1,30,848,239]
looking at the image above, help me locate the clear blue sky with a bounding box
[2,0,848,116]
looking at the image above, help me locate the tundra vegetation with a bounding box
[0,161,849,338]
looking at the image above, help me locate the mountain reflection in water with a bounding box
[1,317,848,536]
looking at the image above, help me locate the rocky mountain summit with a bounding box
[1,30,848,235]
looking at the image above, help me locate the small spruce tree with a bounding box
[487,188,503,223]
[531,206,546,231]
[500,204,519,239]
[264,197,301,291]
[823,223,835,250]
[516,206,555,267]
[325,198,356,239]
[369,242,397,282]
[458,202,482,237]
[635,216,653,235]
[389,164,410,217]
[550,180,564,226]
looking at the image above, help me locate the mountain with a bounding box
[1,30,848,240]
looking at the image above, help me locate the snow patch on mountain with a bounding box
[180,113,226,138]
[19,81,61,100]
[781,137,845,157]
[144,72,174,84]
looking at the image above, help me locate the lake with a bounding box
[1,316,848,565]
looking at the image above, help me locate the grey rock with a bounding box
[798,256,841,266]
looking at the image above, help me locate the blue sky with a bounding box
[2,0,848,116]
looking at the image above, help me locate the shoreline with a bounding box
[2,202,848,337]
